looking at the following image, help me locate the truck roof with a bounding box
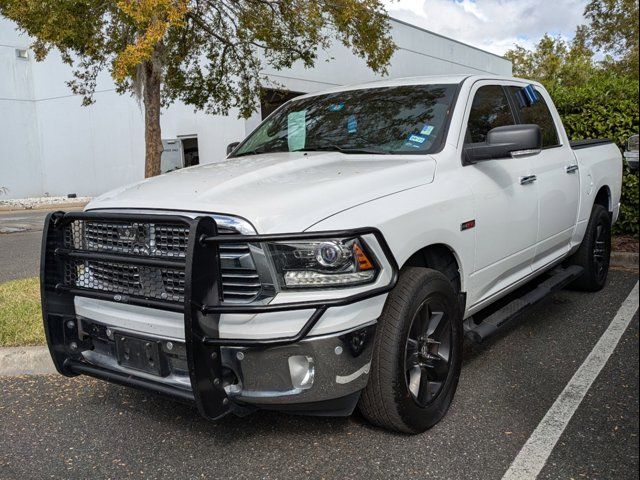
[294,74,538,100]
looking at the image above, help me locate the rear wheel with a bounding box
[359,267,462,433]
[568,204,611,291]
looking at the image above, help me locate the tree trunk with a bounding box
[143,59,163,178]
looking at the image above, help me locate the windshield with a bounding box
[233,84,458,157]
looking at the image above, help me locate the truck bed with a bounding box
[570,138,614,150]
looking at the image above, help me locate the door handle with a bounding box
[520,175,537,185]
[566,165,579,174]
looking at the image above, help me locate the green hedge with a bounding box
[617,173,639,235]
[549,74,639,235]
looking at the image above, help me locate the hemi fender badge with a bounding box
[461,220,476,231]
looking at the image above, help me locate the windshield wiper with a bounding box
[232,136,291,158]
[300,145,385,155]
[232,146,267,158]
[234,144,386,157]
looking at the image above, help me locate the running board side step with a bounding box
[463,265,584,343]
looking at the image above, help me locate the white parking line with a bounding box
[502,281,640,480]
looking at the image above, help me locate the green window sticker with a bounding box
[287,110,307,151]
[420,124,435,136]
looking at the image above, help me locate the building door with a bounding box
[161,136,199,173]
[179,136,199,167]
[161,139,183,173]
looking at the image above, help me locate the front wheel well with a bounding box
[402,244,461,295]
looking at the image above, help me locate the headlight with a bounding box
[266,237,378,288]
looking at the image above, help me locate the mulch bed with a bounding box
[612,235,639,253]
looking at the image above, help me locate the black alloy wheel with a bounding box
[592,220,609,284]
[404,299,452,407]
[568,204,611,292]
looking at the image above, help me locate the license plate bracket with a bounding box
[115,334,167,377]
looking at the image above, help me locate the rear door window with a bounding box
[508,86,561,148]
[465,85,516,144]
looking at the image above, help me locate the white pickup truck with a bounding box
[41,75,623,433]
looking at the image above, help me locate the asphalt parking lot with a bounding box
[0,208,83,283]
[1,264,637,479]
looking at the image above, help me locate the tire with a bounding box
[359,267,463,434]
[567,204,612,292]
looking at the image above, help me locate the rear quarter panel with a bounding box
[524,83,623,249]
[571,143,623,248]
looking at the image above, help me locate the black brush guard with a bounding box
[41,211,398,420]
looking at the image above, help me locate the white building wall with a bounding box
[0,18,43,198]
[0,16,511,199]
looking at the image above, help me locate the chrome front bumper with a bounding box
[78,317,376,410]
[228,323,376,406]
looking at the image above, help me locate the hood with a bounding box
[88,152,436,233]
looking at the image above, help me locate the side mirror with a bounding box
[623,134,638,170]
[463,124,542,165]
[226,142,240,155]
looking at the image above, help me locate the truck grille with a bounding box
[62,218,261,304]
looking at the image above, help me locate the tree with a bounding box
[504,28,596,89]
[0,0,396,177]
[584,0,639,77]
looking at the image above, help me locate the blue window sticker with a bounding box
[420,124,435,136]
[524,84,538,104]
[517,84,540,107]
[402,133,427,149]
[329,103,345,112]
[347,115,357,133]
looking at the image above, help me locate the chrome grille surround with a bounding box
[65,210,274,305]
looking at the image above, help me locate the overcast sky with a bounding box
[382,0,589,55]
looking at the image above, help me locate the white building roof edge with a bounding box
[388,16,507,61]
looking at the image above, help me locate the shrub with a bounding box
[550,73,639,147]
[617,172,639,235]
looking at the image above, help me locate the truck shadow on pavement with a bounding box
[93,291,569,440]
[101,382,364,441]
[88,270,637,441]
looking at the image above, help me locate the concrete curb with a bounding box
[0,346,55,376]
[611,251,639,269]
[0,201,89,212]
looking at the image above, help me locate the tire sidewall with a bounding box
[585,206,612,289]
[391,272,463,432]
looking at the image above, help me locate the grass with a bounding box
[0,277,45,347]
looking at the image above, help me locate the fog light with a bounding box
[288,355,315,390]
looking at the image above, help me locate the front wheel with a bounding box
[359,267,462,434]
[567,204,612,292]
